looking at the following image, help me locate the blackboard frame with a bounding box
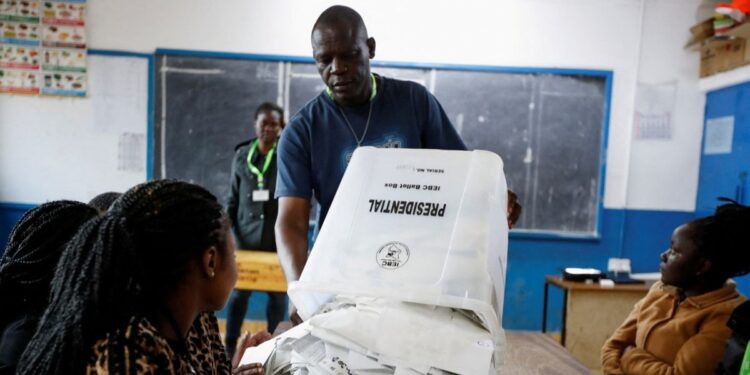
[154,48,613,241]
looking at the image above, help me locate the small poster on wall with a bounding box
[42,1,85,25]
[0,21,41,45]
[42,70,85,96]
[704,116,735,155]
[0,0,40,23]
[1,44,40,69]
[42,48,84,71]
[0,68,40,94]
[0,0,86,97]
[42,24,85,48]
[633,81,677,140]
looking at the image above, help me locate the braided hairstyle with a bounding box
[87,191,122,213]
[16,180,227,375]
[0,201,98,325]
[689,199,750,285]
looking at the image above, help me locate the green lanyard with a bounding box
[326,73,377,101]
[246,139,276,189]
[741,341,750,375]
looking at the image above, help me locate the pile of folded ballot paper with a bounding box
[242,147,510,375]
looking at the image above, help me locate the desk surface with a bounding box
[235,250,287,292]
[545,275,654,292]
[501,332,589,374]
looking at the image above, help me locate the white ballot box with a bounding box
[282,147,509,374]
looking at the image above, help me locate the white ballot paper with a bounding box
[240,321,310,367]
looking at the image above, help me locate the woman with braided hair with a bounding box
[17,180,268,374]
[602,200,750,375]
[0,200,99,374]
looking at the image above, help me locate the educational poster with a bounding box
[0,0,86,97]
[704,116,735,155]
[41,70,84,95]
[41,24,85,48]
[633,81,676,140]
[0,21,41,45]
[0,1,40,23]
[0,44,40,69]
[42,48,84,71]
[0,68,40,93]
[117,132,145,173]
[41,1,84,25]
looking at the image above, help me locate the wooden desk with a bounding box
[234,250,287,292]
[542,275,653,372]
[501,331,590,374]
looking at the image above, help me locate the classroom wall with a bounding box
[82,0,707,212]
[0,0,719,330]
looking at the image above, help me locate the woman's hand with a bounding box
[231,331,273,374]
[232,363,264,375]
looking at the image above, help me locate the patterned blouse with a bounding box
[86,312,231,374]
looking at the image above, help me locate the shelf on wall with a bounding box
[699,64,750,92]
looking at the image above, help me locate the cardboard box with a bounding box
[686,17,715,48]
[700,38,750,77]
[234,250,287,292]
[726,20,750,40]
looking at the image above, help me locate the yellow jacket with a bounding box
[601,281,745,375]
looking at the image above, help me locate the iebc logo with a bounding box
[376,242,410,269]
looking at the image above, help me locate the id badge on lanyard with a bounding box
[253,189,270,202]
[247,139,276,203]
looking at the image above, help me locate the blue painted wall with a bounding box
[505,208,694,331]
[696,81,750,217]
[0,203,35,257]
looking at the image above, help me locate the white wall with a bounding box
[0,55,149,203]
[2,0,709,211]
[624,1,710,211]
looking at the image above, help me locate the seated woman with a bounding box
[601,201,750,375]
[0,201,99,375]
[17,180,267,375]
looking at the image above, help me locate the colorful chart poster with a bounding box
[41,70,84,96]
[41,23,84,48]
[0,68,40,94]
[42,1,84,25]
[0,0,86,97]
[0,20,41,45]
[0,0,40,23]
[41,48,83,71]
[1,44,40,69]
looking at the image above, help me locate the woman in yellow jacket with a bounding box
[602,201,750,375]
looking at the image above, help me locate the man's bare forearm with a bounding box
[275,197,311,283]
[276,219,309,282]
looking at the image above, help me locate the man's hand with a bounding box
[507,190,522,229]
[289,306,303,326]
[231,331,273,374]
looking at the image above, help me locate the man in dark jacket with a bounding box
[225,102,285,357]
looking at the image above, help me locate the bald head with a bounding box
[312,5,369,41]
